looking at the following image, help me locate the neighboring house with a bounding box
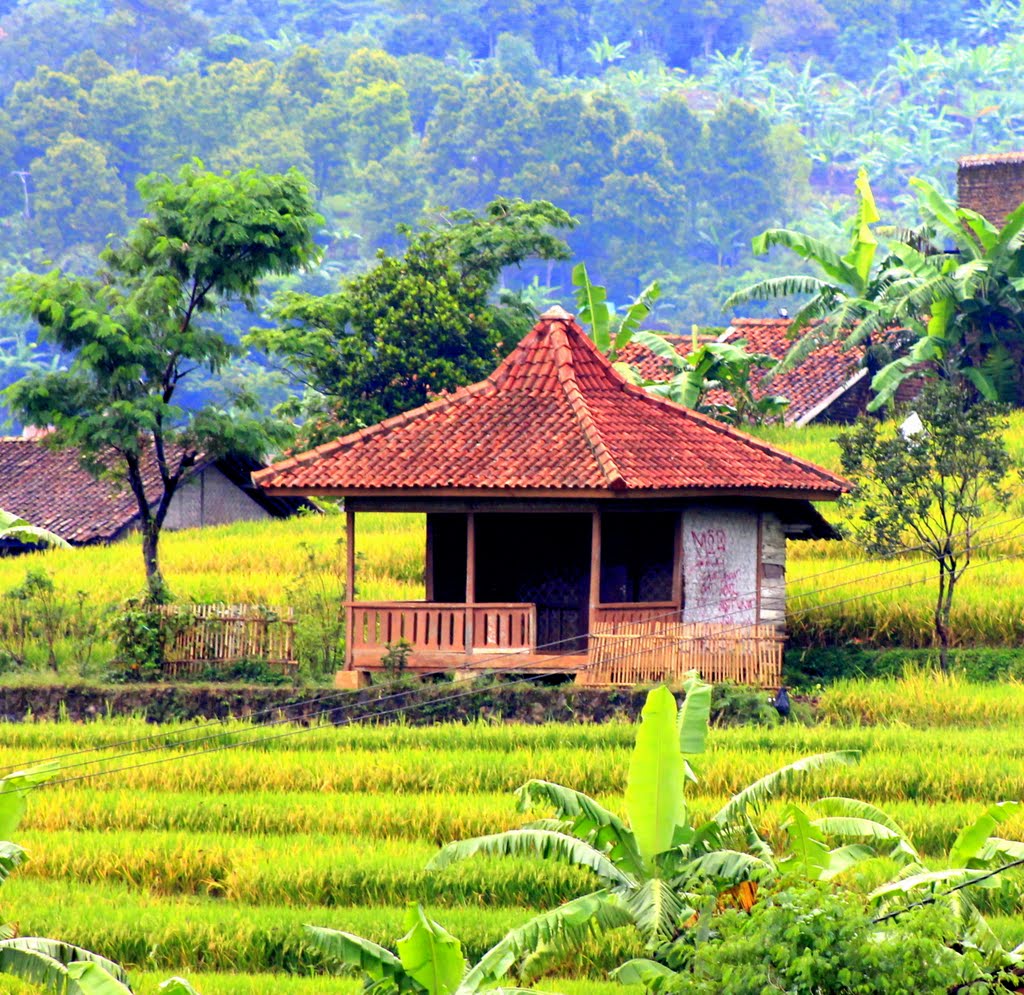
[0,438,314,547]
[255,306,849,688]
[957,150,1024,228]
[620,318,887,426]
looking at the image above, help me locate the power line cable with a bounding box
[4,532,1022,800]
[6,514,1024,779]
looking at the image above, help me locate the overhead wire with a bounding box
[2,523,1023,799]
[4,512,1024,779]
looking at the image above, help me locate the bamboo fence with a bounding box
[586,620,783,687]
[155,603,297,676]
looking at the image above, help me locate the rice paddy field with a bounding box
[0,415,1023,668]
[2,675,1024,993]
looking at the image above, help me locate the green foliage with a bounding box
[838,381,1013,668]
[106,597,179,682]
[255,198,574,440]
[632,331,789,425]
[3,161,320,599]
[647,885,971,994]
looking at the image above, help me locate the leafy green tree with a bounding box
[838,381,1012,671]
[695,101,783,267]
[595,132,681,283]
[84,70,173,185]
[750,0,838,63]
[4,163,320,601]
[30,135,128,256]
[308,900,627,995]
[347,79,413,166]
[253,198,574,439]
[429,684,857,955]
[5,69,88,165]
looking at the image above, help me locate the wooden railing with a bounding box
[347,602,536,665]
[592,602,679,625]
[155,603,297,675]
[585,620,783,688]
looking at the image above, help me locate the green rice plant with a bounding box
[818,672,1024,726]
[21,790,1024,862]
[15,830,594,909]
[128,974,628,995]
[1,879,645,976]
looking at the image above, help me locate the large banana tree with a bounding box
[723,168,893,378]
[428,681,858,954]
[855,179,1024,409]
[307,900,627,995]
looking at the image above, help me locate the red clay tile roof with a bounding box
[620,319,866,426]
[255,308,849,498]
[0,441,312,545]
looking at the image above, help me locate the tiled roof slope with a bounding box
[0,440,156,544]
[0,441,314,545]
[255,308,849,498]
[620,319,865,426]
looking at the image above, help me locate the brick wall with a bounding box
[957,153,1024,228]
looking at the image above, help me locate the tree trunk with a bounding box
[934,565,954,673]
[142,521,170,605]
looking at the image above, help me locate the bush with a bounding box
[709,682,780,727]
[107,598,182,682]
[654,885,980,995]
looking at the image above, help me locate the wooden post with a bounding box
[465,512,476,659]
[345,507,355,670]
[425,515,435,602]
[589,510,601,628]
[671,511,684,614]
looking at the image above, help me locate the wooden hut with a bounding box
[254,307,850,687]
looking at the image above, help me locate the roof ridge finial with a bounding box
[538,304,575,322]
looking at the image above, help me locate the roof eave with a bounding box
[257,484,848,501]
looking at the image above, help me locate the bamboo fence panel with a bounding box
[156,604,297,676]
[588,620,783,687]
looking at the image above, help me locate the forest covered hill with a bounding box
[1,0,1023,415]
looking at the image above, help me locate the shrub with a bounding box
[107,597,181,682]
[651,885,978,994]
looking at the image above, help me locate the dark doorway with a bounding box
[475,513,591,652]
[599,512,676,603]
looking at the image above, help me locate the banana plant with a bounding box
[307,900,626,995]
[723,167,891,376]
[571,262,660,361]
[866,801,1024,961]
[0,763,138,995]
[428,681,858,952]
[0,509,69,549]
[631,331,789,426]
[858,178,1024,408]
